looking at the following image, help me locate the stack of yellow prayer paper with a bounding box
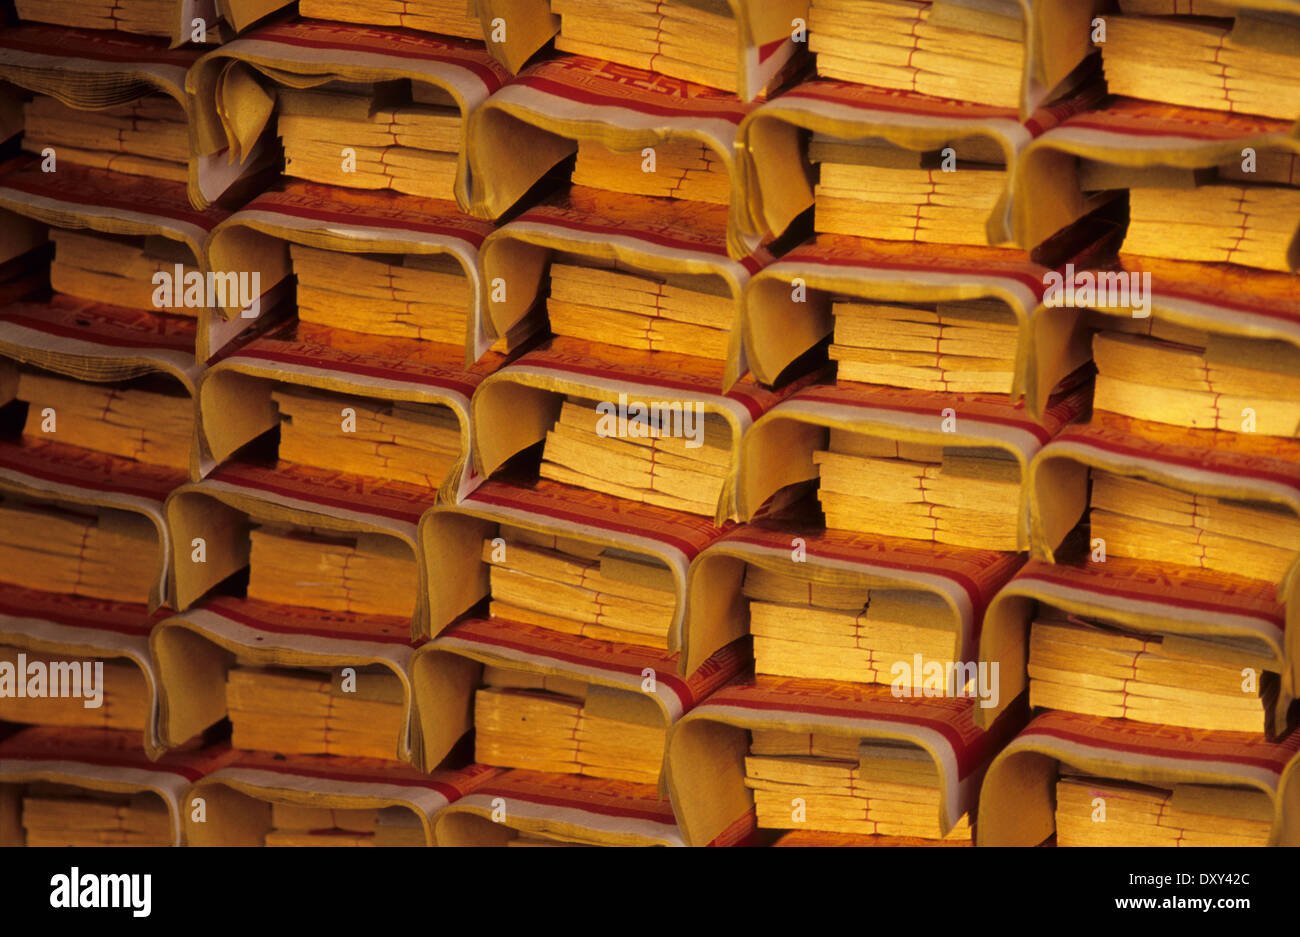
[1100,3,1300,120]
[225,665,406,760]
[744,563,958,687]
[540,397,732,517]
[0,500,156,604]
[809,0,1025,107]
[271,386,463,488]
[552,0,741,92]
[746,730,972,840]
[816,431,1022,550]
[830,297,1019,393]
[20,783,170,846]
[811,135,1007,245]
[1089,469,1300,583]
[1055,774,1274,846]
[246,525,418,620]
[485,525,677,649]
[278,84,462,201]
[297,0,483,38]
[545,263,733,360]
[0,647,150,731]
[290,243,471,345]
[23,94,189,182]
[473,666,665,784]
[1091,323,1300,436]
[1028,614,1276,733]
[15,369,193,469]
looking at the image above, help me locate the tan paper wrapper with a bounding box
[151,597,417,759]
[0,437,182,609]
[978,555,1292,733]
[185,753,499,845]
[666,675,1029,846]
[743,234,1091,418]
[0,297,205,478]
[470,336,820,524]
[409,616,748,783]
[0,726,237,846]
[480,187,771,387]
[205,179,498,365]
[0,586,171,757]
[978,709,1300,845]
[419,477,736,658]
[736,79,1106,255]
[465,55,758,254]
[739,378,1091,551]
[186,18,510,210]
[1013,98,1300,260]
[0,24,267,209]
[686,521,1023,678]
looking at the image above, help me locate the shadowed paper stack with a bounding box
[1091,321,1300,436]
[20,782,171,846]
[47,229,199,314]
[225,665,407,760]
[265,804,426,846]
[22,94,189,182]
[552,0,742,92]
[297,0,484,37]
[572,139,731,204]
[1088,469,1300,584]
[1099,3,1300,120]
[1028,613,1276,734]
[0,499,157,604]
[473,667,665,784]
[0,648,150,730]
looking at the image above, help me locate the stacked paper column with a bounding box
[0,0,1298,847]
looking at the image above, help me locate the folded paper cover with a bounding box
[977,709,1300,845]
[410,615,749,773]
[667,674,1028,846]
[736,79,1105,254]
[0,25,264,209]
[0,437,180,608]
[205,178,497,363]
[0,726,237,846]
[686,521,1023,677]
[481,188,771,386]
[466,55,758,252]
[743,234,1092,416]
[0,584,169,756]
[420,477,736,655]
[979,555,1290,731]
[739,377,1091,551]
[165,467,428,624]
[187,19,509,210]
[152,595,415,759]
[1013,98,1300,261]
[470,336,820,522]
[185,752,500,845]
